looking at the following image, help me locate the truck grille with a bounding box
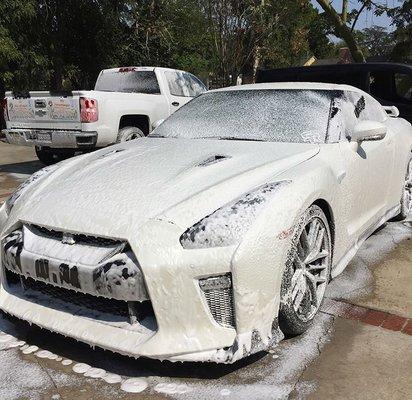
[199,274,236,329]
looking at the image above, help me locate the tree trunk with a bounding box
[316,0,366,63]
[341,0,348,24]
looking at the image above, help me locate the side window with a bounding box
[369,71,393,101]
[395,73,412,103]
[165,71,198,97]
[186,73,207,96]
[327,91,386,142]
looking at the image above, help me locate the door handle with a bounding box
[172,101,180,107]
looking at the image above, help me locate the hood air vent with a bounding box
[197,154,231,167]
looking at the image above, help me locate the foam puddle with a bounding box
[0,326,150,394]
[154,382,192,395]
[121,378,149,393]
[72,363,91,374]
[84,368,107,378]
[103,373,122,384]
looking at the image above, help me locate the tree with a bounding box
[315,0,365,62]
[387,0,412,63]
[357,26,394,59]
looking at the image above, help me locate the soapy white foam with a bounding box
[22,345,39,354]
[220,389,231,396]
[0,333,14,343]
[121,378,148,393]
[72,363,91,374]
[62,359,73,366]
[84,367,107,378]
[36,350,58,360]
[154,382,192,395]
[103,373,122,384]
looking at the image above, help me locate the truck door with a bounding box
[163,71,206,114]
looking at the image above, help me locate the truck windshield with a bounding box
[95,70,161,94]
[151,89,333,143]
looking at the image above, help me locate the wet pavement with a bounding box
[0,141,411,400]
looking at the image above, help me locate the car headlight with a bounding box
[5,165,59,216]
[180,181,290,249]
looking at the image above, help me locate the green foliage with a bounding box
[0,0,362,91]
[387,0,412,63]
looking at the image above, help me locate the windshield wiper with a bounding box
[214,136,266,142]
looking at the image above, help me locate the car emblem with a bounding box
[62,232,75,245]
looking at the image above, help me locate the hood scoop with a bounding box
[197,154,231,167]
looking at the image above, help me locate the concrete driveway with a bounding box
[0,141,411,400]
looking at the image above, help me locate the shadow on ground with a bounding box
[0,312,265,380]
[0,160,43,175]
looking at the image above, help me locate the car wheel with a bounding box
[117,126,145,142]
[393,159,412,221]
[279,205,332,335]
[35,147,75,165]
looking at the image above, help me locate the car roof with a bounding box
[210,81,366,94]
[257,62,412,76]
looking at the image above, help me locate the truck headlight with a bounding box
[5,165,59,216]
[180,181,290,249]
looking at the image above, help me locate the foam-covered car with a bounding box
[1,83,411,363]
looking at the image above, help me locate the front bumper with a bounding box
[2,128,97,149]
[0,221,243,362]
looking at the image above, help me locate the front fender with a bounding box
[231,162,341,341]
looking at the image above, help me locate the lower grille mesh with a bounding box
[5,269,154,322]
[199,274,236,329]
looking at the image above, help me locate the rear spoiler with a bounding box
[383,106,400,117]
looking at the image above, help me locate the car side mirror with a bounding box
[350,120,387,143]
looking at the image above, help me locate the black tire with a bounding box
[35,147,75,165]
[279,205,332,335]
[116,126,145,142]
[392,159,412,221]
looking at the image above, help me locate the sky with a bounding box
[311,0,404,31]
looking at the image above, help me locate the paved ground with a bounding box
[0,141,411,400]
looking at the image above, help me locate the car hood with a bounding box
[11,138,319,237]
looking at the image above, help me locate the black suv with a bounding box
[256,63,412,124]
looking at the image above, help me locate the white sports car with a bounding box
[0,83,411,363]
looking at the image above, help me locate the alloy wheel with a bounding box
[286,216,331,322]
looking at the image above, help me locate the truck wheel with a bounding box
[117,126,145,142]
[35,147,75,165]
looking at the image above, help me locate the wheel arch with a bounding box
[118,114,150,135]
[312,198,335,257]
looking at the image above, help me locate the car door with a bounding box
[357,93,396,220]
[334,91,393,238]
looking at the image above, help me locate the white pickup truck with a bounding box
[1,66,207,164]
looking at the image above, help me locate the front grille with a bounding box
[30,224,123,247]
[5,269,155,325]
[199,274,236,329]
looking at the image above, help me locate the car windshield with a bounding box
[151,89,334,143]
[95,70,160,94]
